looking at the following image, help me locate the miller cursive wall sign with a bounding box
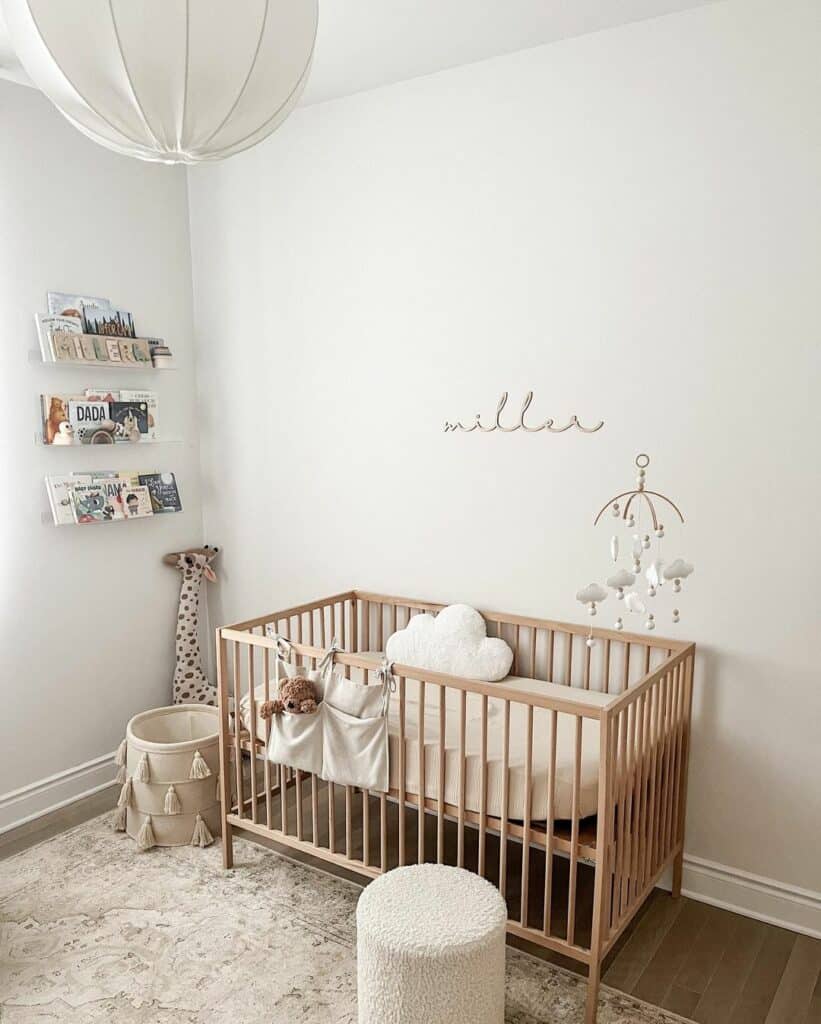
[443,392,604,434]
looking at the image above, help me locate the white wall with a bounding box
[0,82,204,828]
[188,0,821,931]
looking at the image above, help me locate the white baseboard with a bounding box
[0,751,117,835]
[659,854,821,939]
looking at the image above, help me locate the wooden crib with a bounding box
[216,590,696,1024]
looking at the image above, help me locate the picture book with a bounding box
[35,314,82,362]
[110,400,148,441]
[72,481,122,524]
[120,485,154,518]
[45,474,91,526]
[42,394,74,444]
[92,475,126,504]
[139,472,182,513]
[84,307,136,338]
[120,390,158,439]
[47,293,111,330]
[84,389,120,402]
[68,400,110,432]
[52,331,83,362]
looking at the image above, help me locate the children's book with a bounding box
[84,307,136,338]
[84,389,120,403]
[35,314,82,362]
[120,390,158,439]
[110,400,148,441]
[42,394,74,444]
[47,293,111,331]
[68,400,110,431]
[72,481,122,524]
[45,474,91,525]
[138,472,182,513]
[120,485,154,518]
[92,475,126,507]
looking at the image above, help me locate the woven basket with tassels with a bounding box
[113,705,223,850]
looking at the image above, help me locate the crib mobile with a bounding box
[576,453,694,641]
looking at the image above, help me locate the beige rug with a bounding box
[0,813,692,1023]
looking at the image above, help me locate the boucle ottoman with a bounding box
[356,864,507,1024]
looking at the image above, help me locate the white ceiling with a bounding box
[0,1,718,101]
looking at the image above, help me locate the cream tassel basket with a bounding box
[114,705,223,850]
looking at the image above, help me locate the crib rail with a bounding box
[216,595,695,991]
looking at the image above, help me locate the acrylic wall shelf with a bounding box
[36,434,183,447]
[29,350,175,370]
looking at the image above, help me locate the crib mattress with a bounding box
[240,669,616,821]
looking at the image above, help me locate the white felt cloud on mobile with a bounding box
[385,604,513,682]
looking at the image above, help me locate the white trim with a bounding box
[659,854,821,939]
[0,751,117,835]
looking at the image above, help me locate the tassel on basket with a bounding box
[164,785,182,815]
[112,803,127,832]
[115,737,127,767]
[117,777,132,808]
[115,763,128,785]
[136,814,156,851]
[134,753,151,783]
[189,750,211,780]
[190,813,214,848]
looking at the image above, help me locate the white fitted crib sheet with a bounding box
[240,665,617,821]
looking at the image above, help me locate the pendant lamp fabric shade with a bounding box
[1,0,318,163]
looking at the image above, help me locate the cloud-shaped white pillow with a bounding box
[385,604,513,681]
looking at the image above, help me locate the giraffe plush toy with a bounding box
[163,545,219,705]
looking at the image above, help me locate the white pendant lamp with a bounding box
[1,0,318,163]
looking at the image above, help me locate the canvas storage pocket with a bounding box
[321,701,389,793]
[267,709,324,776]
[320,663,392,793]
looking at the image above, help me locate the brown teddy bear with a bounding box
[260,676,319,718]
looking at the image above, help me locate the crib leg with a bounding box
[671,848,684,898]
[222,821,234,870]
[585,960,601,1024]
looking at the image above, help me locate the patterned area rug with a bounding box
[0,814,691,1023]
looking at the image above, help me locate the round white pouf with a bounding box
[356,864,507,1024]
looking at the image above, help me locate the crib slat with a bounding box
[583,640,591,690]
[546,630,555,681]
[499,700,510,898]
[613,708,628,922]
[669,663,686,856]
[345,786,353,859]
[603,638,611,694]
[311,774,319,846]
[620,701,637,917]
[478,693,488,876]
[398,677,406,866]
[437,684,446,864]
[279,764,288,835]
[376,602,383,652]
[319,606,326,649]
[362,600,370,652]
[457,688,466,868]
[263,644,272,830]
[358,789,368,865]
[418,681,426,864]
[520,703,533,927]
[543,709,558,936]
[380,793,388,872]
[307,609,314,647]
[530,627,537,678]
[632,691,650,898]
[567,717,582,945]
[513,625,520,674]
[623,642,631,693]
[233,643,243,820]
[565,634,573,686]
[247,637,258,824]
[645,679,662,884]
[328,782,335,854]
[295,771,303,840]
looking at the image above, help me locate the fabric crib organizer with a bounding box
[221,590,696,1024]
[245,637,392,794]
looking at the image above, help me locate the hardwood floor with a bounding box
[1,787,819,1023]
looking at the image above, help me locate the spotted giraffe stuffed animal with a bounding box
[163,546,219,704]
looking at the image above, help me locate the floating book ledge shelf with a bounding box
[43,509,184,527]
[29,350,174,370]
[35,434,183,447]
